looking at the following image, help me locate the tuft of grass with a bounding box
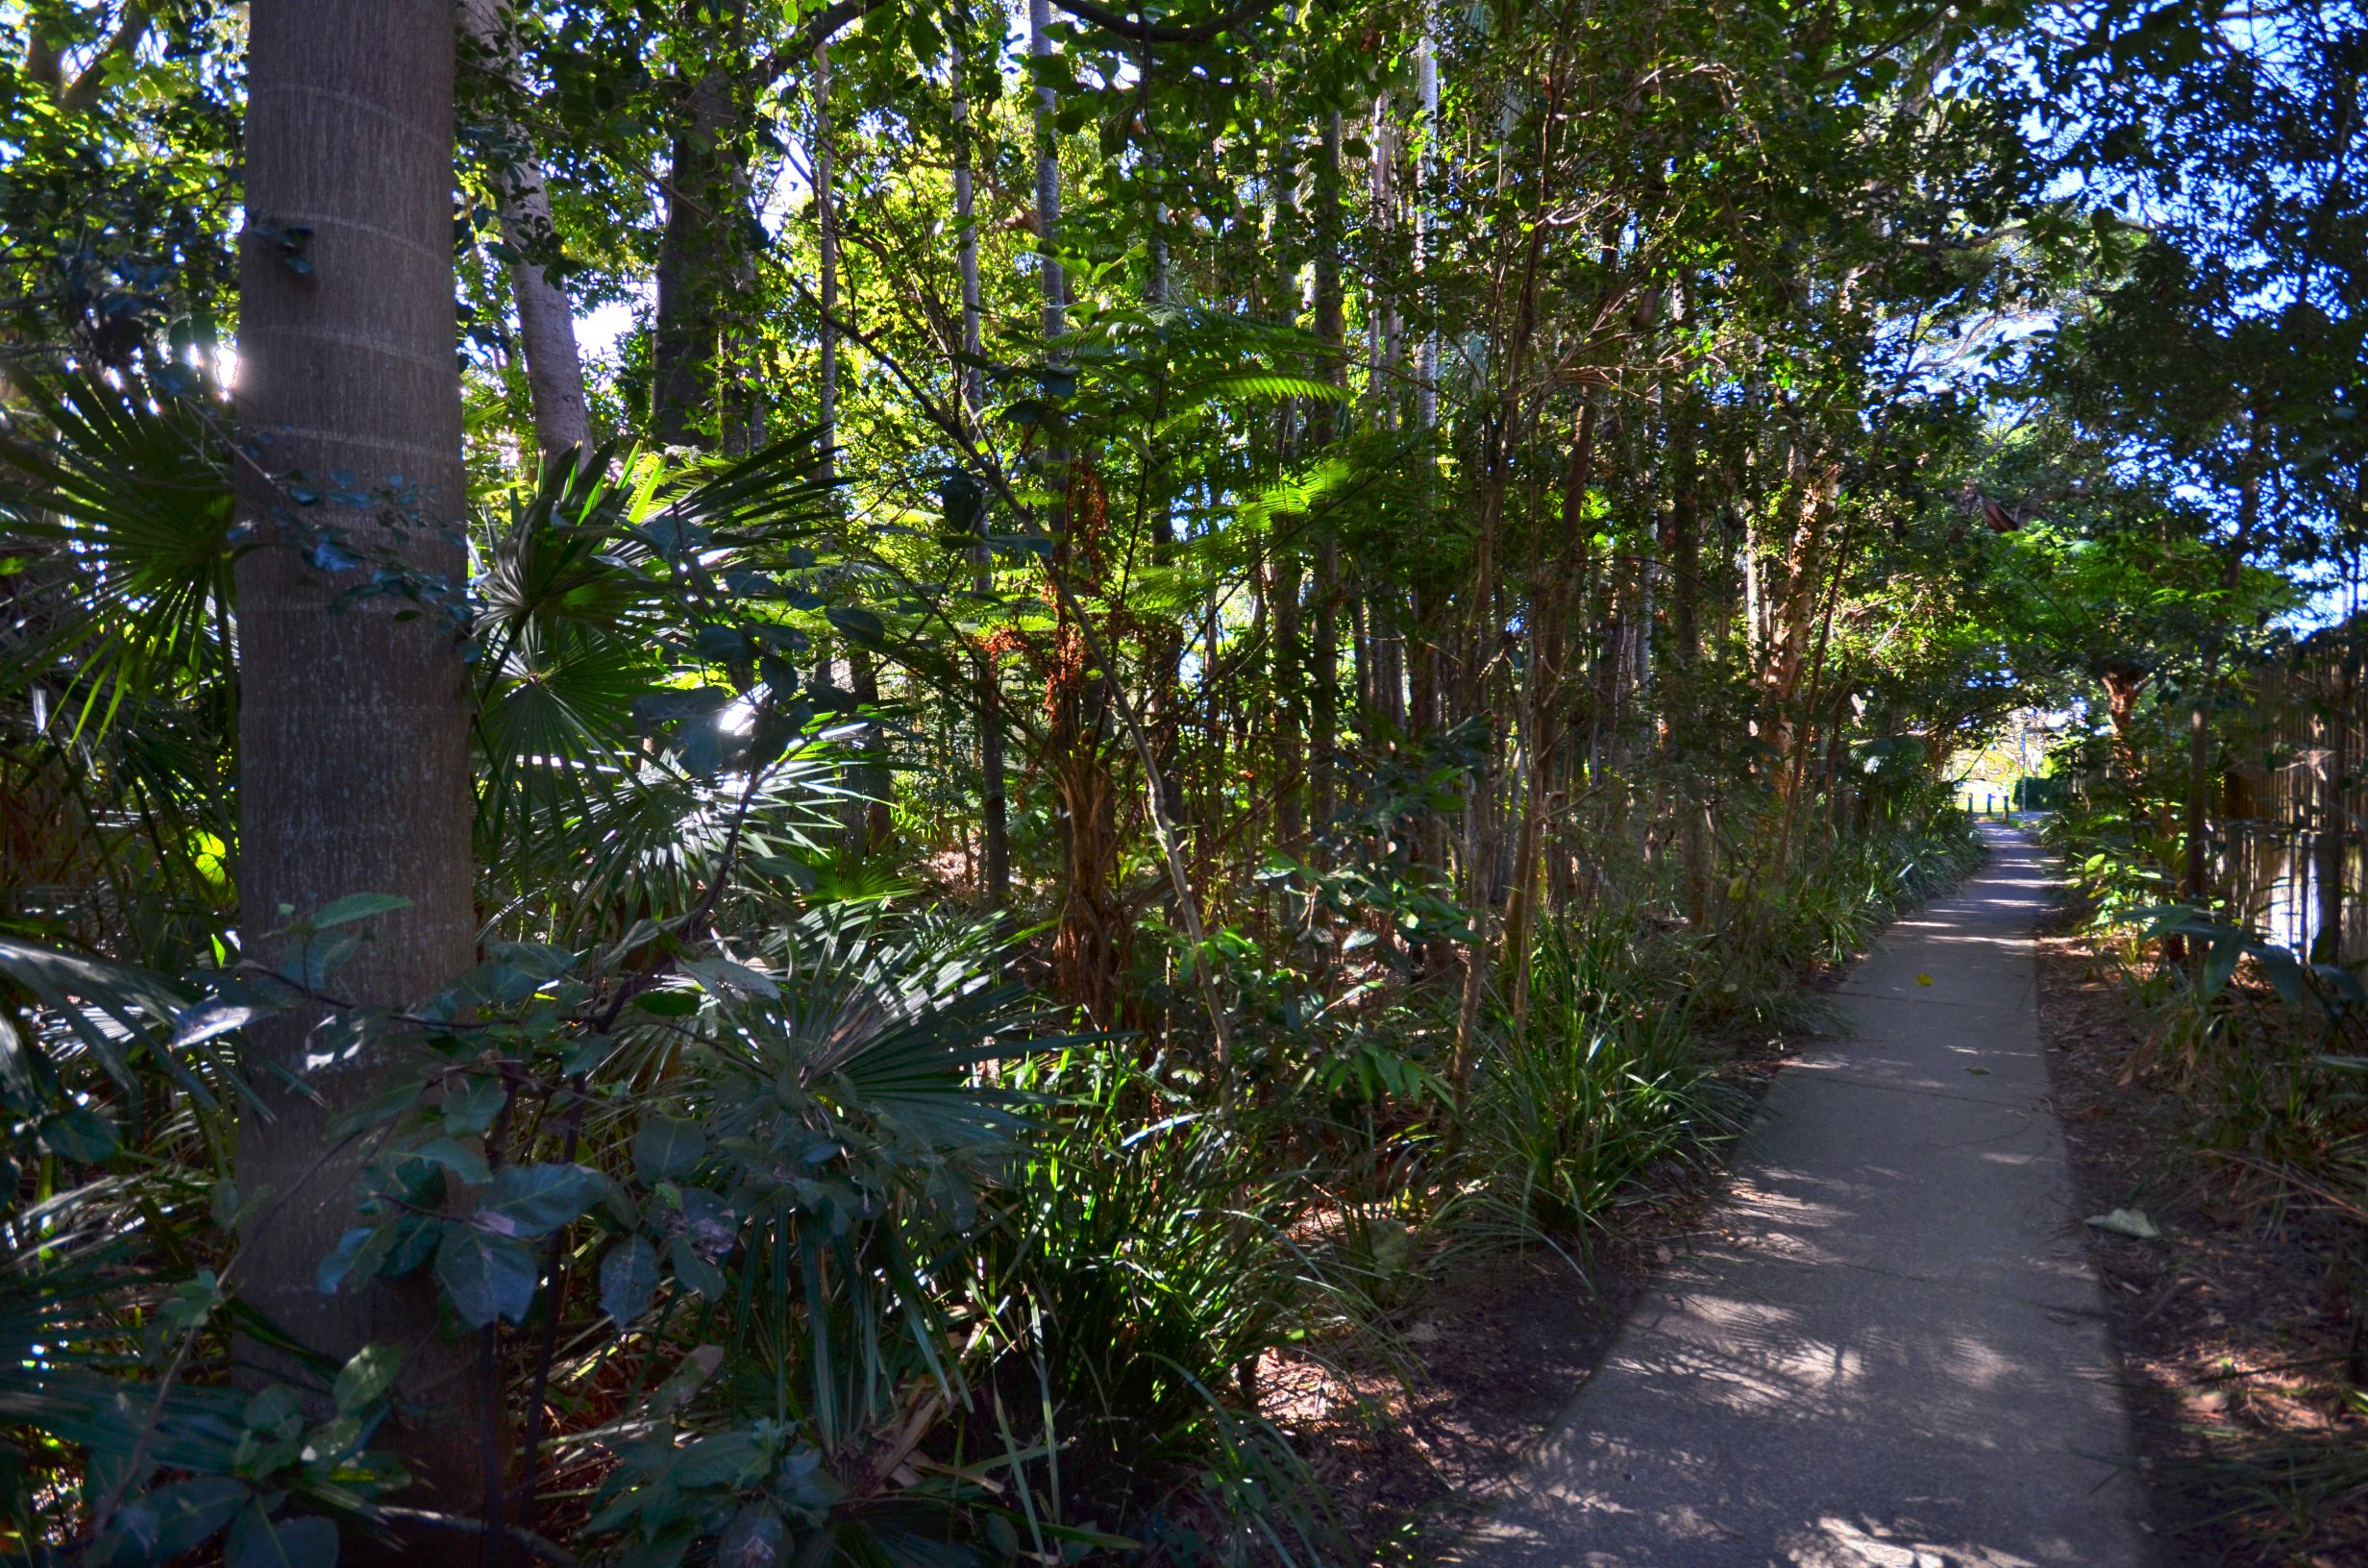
[1470,924,1738,1238]
[965,1054,1355,1564]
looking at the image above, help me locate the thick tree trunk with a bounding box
[651,7,743,446]
[459,0,592,463]
[234,0,485,1529]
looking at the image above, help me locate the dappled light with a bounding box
[2,0,2361,1563]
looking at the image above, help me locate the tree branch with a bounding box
[1047,0,1279,45]
[59,3,150,114]
[755,0,1277,86]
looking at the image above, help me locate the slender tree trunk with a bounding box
[1414,19,1439,431]
[1268,124,1304,851]
[234,0,485,1531]
[1449,77,1558,1096]
[1503,397,1594,1035]
[810,44,886,855]
[1665,374,1710,922]
[459,0,592,464]
[1310,111,1345,841]
[953,60,1009,907]
[1030,0,1064,348]
[2314,662,2354,964]
[2186,426,2264,912]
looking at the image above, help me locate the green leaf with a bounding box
[407,1136,491,1187]
[172,998,266,1048]
[2202,936,2240,998]
[633,988,701,1017]
[38,1106,119,1162]
[476,1163,601,1239]
[327,1078,427,1138]
[311,893,412,928]
[225,1505,337,1568]
[439,1075,506,1139]
[649,1344,725,1418]
[108,1477,248,1562]
[2256,943,2306,1009]
[243,1385,304,1437]
[668,1234,727,1298]
[680,955,779,1001]
[826,605,885,646]
[332,1344,403,1413]
[599,1237,661,1327]
[316,1226,392,1295]
[433,1224,540,1327]
[632,1115,706,1184]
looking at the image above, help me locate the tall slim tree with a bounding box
[460,0,593,463]
[233,0,485,1525]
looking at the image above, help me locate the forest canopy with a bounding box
[2,0,2362,1563]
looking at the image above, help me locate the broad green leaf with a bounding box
[171,998,266,1048]
[599,1237,661,1327]
[315,1226,392,1295]
[407,1136,492,1187]
[634,988,701,1017]
[476,1162,601,1238]
[433,1223,539,1326]
[632,1115,706,1184]
[332,1344,403,1413]
[327,1078,427,1138]
[668,1234,727,1297]
[439,1075,507,1139]
[108,1477,248,1563]
[38,1106,119,1163]
[225,1505,337,1568]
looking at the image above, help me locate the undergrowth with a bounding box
[0,796,1982,1567]
[2043,797,2368,1551]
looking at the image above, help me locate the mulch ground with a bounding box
[2036,913,2368,1568]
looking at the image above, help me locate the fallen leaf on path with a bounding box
[1965,1066,1991,1075]
[2085,1208,2163,1240]
[1916,971,1934,986]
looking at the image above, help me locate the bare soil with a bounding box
[2036,916,2368,1568]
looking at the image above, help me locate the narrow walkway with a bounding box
[1457,825,2151,1568]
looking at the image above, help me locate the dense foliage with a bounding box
[2,0,2362,1563]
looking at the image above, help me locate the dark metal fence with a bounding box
[2223,621,2366,964]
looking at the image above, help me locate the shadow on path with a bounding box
[1450,825,2151,1568]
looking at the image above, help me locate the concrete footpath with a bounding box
[1456,824,2151,1568]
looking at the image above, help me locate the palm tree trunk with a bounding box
[234,0,486,1532]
